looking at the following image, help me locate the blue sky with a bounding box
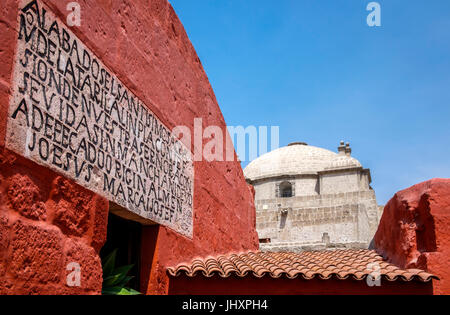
[169,0,450,204]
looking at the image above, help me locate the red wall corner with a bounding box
[374,178,450,295]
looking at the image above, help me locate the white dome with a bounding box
[244,142,362,181]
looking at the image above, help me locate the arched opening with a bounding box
[280,181,293,198]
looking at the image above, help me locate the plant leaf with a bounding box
[101,250,141,296]
[125,288,141,295]
[103,274,123,287]
[116,276,134,288]
[102,249,117,277]
[111,264,134,286]
[117,288,141,295]
[102,286,123,295]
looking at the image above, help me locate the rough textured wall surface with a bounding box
[256,190,380,251]
[374,179,450,295]
[0,0,258,295]
[0,149,108,294]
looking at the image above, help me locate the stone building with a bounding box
[244,141,383,252]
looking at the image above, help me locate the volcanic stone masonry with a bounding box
[244,142,383,251]
[5,0,194,237]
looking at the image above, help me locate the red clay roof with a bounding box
[167,249,437,282]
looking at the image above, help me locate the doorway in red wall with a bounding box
[100,212,143,291]
[101,202,160,294]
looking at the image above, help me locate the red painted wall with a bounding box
[0,149,108,294]
[0,0,258,295]
[374,179,450,295]
[169,275,433,295]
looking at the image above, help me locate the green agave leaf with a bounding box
[101,250,141,295]
[112,264,134,276]
[116,276,134,288]
[103,274,123,287]
[125,288,141,295]
[102,249,118,277]
[102,286,123,295]
[117,288,141,295]
[103,286,141,296]
[111,264,134,286]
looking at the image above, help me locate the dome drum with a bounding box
[244,141,382,252]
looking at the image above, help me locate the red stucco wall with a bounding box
[0,149,108,294]
[374,179,450,295]
[169,275,433,295]
[0,0,258,295]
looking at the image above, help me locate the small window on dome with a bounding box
[280,181,293,198]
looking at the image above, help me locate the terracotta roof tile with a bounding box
[167,249,438,282]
